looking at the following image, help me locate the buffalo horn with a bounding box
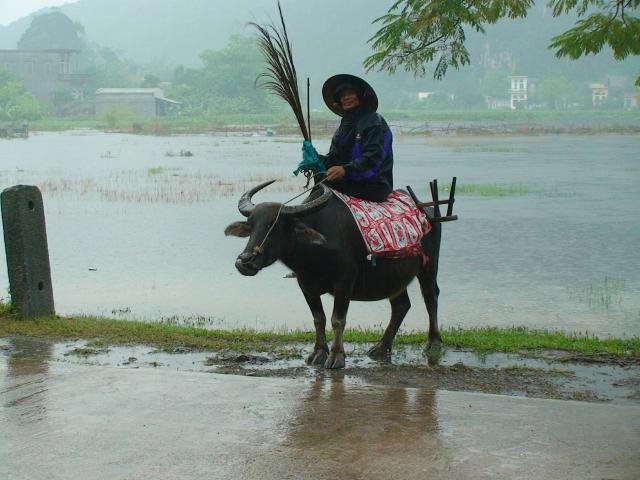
[281,183,333,217]
[238,179,277,217]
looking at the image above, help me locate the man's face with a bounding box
[339,89,360,111]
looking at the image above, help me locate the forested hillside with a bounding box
[1,0,637,109]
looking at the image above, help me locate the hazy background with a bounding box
[1,0,637,113]
[0,0,72,26]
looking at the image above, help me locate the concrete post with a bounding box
[1,185,55,317]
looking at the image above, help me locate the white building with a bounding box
[589,83,609,107]
[623,91,639,110]
[509,75,533,110]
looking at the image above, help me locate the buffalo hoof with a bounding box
[324,351,345,369]
[367,342,391,359]
[426,349,443,367]
[306,348,328,366]
[426,338,443,351]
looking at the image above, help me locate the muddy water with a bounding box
[0,131,638,336]
[11,336,635,404]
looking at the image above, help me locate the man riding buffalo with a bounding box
[304,74,394,202]
[225,74,454,369]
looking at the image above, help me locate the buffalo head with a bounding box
[225,180,332,276]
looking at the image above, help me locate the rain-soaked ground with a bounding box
[1,336,639,479]
[2,336,638,405]
[0,131,639,337]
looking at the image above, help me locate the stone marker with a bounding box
[1,185,55,317]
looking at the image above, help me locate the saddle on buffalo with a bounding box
[331,189,431,261]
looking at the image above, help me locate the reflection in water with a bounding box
[7,337,52,376]
[273,373,453,479]
[2,337,52,425]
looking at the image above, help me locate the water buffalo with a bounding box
[225,180,442,369]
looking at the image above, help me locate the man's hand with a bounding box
[326,166,346,181]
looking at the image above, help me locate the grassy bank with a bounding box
[26,109,640,136]
[383,109,640,123]
[0,314,638,357]
[28,112,305,135]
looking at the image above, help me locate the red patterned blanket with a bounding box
[331,189,431,259]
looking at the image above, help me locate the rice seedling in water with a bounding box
[147,166,183,175]
[450,145,516,153]
[542,187,577,198]
[441,182,532,197]
[567,276,625,311]
[584,277,625,310]
[12,169,304,204]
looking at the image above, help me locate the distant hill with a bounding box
[0,0,386,68]
[1,0,636,102]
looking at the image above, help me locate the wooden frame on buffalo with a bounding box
[407,177,458,224]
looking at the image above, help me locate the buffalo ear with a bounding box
[224,221,251,237]
[294,221,326,245]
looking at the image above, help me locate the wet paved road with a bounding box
[1,344,639,480]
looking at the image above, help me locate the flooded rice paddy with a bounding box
[0,130,638,337]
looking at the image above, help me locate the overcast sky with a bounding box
[0,0,74,26]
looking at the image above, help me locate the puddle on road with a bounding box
[1,337,637,405]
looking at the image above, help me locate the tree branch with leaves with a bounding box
[365,0,640,85]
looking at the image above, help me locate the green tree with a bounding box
[18,10,86,50]
[140,74,161,88]
[0,70,44,121]
[537,75,578,108]
[100,104,133,129]
[169,35,271,115]
[80,44,142,90]
[365,0,640,85]
[480,67,512,98]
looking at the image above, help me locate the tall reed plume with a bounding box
[249,1,309,140]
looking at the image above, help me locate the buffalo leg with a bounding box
[325,290,351,369]
[420,222,443,350]
[302,290,328,366]
[418,269,442,349]
[367,289,411,358]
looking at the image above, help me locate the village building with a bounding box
[0,49,90,103]
[589,83,609,106]
[509,75,537,110]
[94,88,181,117]
[623,91,639,110]
[588,76,638,109]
